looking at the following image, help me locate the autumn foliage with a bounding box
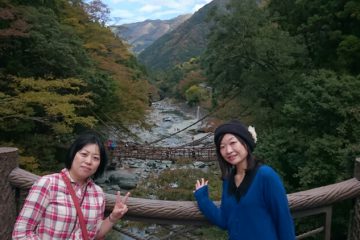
[0,0,150,172]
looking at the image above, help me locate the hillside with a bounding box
[0,0,151,173]
[111,14,191,54]
[138,0,230,71]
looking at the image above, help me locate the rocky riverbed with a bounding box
[97,98,218,240]
[129,98,211,146]
[96,98,214,192]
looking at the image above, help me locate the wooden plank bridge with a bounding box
[112,145,217,162]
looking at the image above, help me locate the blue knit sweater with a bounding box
[194,165,296,240]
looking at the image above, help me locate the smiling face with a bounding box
[69,143,101,185]
[219,133,249,169]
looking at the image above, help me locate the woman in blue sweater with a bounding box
[194,120,295,240]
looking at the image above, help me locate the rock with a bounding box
[108,170,138,190]
[94,178,107,184]
[193,161,206,168]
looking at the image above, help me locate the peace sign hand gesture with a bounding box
[109,191,130,223]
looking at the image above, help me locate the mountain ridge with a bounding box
[138,0,230,71]
[111,14,192,54]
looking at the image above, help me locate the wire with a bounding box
[147,88,240,145]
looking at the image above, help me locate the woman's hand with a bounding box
[109,191,130,223]
[98,191,131,237]
[195,178,208,191]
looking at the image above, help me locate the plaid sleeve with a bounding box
[12,176,51,239]
[96,189,106,234]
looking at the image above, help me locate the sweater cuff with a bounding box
[194,185,208,200]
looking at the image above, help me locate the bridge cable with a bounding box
[89,108,141,142]
[147,88,241,146]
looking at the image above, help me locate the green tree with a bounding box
[84,0,110,26]
[203,0,307,125]
[0,74,96,171]
[7,6,90,78]
[185,85,207,107]
[0,0,152,175]
[280,70,359,186]
[267,0,360,74]
[254,69,360,238]
[203,1,360,236]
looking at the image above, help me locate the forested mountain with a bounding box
[0,0,151,173]
[200,0,360,238]
[140,0,360,237]
[111,14,191,54]
[201,0,360,188]
[138,0,230,71]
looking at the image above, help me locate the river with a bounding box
[129,98,210,147]
[104,98,213,240]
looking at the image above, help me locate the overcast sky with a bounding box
[101,0,212,25]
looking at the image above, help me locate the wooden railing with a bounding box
[1,147,360,240]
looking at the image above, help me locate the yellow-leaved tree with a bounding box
[0,75,96,172]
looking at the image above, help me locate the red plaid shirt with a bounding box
[13,168,105,239]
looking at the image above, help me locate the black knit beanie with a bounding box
[214,120,256,152]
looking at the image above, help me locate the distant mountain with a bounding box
[110,14,191,54]
[138,0,230,71]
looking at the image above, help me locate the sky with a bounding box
[101,0,212,25]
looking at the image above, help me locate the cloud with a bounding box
[192,4,202,12]
[103,0,211,24]
[192,2,210,12]
[151,9,186,18]
[112,0,139,3]
[111,9,135,19]
[139,4,162,13]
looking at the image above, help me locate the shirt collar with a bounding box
[61,168,94,187]
[228,161,261,202]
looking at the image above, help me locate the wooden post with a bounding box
[354,157,360,181]
[0,147,18,240]
[348,157,360,240]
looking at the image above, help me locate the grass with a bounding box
[122,164,228,239]
[131,166,223,201]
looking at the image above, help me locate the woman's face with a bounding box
[69,143,101,184]
[219,133,248,167]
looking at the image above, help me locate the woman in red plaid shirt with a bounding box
[13,131,130,239]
